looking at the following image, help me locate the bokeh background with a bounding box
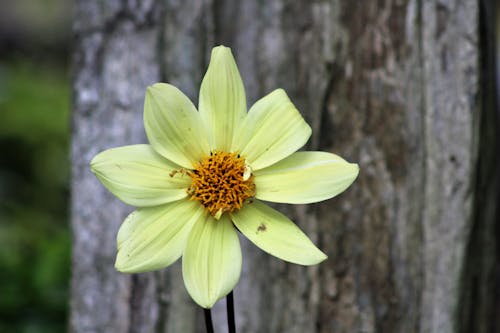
[0,1,71,332]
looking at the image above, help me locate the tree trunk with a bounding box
[71,1,495,332]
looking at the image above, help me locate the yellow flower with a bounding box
[90,46,359,308]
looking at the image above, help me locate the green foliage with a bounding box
[0,60,70,333]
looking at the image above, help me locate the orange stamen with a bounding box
[186,151,255,218]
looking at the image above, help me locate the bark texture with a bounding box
[71,1,495,332]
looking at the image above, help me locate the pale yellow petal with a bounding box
[199,46,246,151]
[90,144,191,207]
[144,83,209,168]
[182,214,242,308]
[115,199,204,273]
[231,201,327,265]
[231,89,311,171]
[254,151,359,204]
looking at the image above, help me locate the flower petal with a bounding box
[90,144,191,207]
[182,214,242,308]
[231,201,327,265]
[144,83,210,168]
[254,151,359,204]
[231,89,311,170]
[115,199,204,273]
[199,46,246,151]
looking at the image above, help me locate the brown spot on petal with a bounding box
[256,223,267,234]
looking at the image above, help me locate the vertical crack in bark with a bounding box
[315,56,345,333]
[494,3,500,331]
[457,1,498,332]
[128,275,139,333]
[212,0,222,44]
[157,1,167,82]
[317,63,338,151]
[415,0,425,331]
[154,272,170,333]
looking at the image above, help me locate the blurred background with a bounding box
[0,1,71,332]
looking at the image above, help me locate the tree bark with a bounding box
[71,1,494,332]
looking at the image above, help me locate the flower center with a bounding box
[187,151,255,219]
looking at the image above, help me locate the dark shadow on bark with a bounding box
[458,1,498,332]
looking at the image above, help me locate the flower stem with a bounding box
[204,308,214,333]
[227,291,236,333]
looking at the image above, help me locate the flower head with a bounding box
[90,46,359,308]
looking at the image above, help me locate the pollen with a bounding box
[186,151,255,218]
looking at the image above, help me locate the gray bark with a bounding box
[71,1,494,333]
[71,2,162,332]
